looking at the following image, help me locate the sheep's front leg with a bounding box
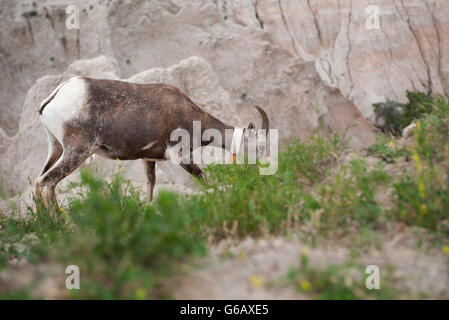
[143,160,156,202]
[180,163,207,182]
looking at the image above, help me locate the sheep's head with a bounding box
[231,106,269,163]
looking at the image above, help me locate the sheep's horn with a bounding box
[254,105,269,135]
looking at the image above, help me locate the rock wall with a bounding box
[1,0,448,135]
[222,0,449,119]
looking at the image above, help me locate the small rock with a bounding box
[402,123,417,138]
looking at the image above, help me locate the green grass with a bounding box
[178,134,347,239]
[315,159,389,232]
[1,171,205,299]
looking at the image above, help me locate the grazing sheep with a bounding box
[35,77,269,208]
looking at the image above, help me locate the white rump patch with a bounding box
[39,77,81,110]
[40,77,88,144]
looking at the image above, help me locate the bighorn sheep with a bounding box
[35,77,269,208]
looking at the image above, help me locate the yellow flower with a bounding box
[135,288,147,300]
[301,247,310,256]
[388,141,395,149]
[300,280,311,292]
[418,204,427,215]
[116,158,123,173]
[250,275,263,288]
[416,121,421,131]
[418,180,426,198]
[238,250,246,260]
[443,245,449,255]
[411,149,423,173]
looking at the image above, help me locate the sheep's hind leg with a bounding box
[39,128,63,177]
[35,146,95,210]
[143,160,156,202]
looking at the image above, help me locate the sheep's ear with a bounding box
[247,122,256,130]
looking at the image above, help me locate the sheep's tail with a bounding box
[38,77,80,115]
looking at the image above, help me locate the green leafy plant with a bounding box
[373,91,435,137]
[1,170,205,299]
[365,134,408,162]
[391,95,449,236]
